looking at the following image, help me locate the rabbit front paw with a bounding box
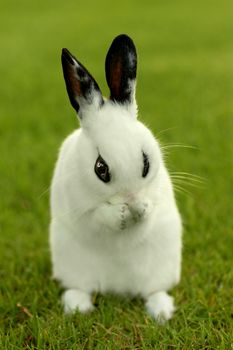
[129,200,152,222]
[118,203,133,230]
[94,200,152,231]
[94,202,133,231]
[107,203,132,231]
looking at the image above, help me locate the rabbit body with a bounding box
[50,35,182,322]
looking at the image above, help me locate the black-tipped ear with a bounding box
[105,34,137,104]
[61,48,103,118]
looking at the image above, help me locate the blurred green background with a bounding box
[0,0,233,348]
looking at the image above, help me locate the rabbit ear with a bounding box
[105,34,137,105]
[61,48,104,118]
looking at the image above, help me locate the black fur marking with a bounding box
[105,34,137,104]
[62,49,80,112]
[142,152,150,178]
[62,48,75,65]
[61,48,103,115]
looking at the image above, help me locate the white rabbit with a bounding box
[50,34,182,323]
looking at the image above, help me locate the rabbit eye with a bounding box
[142,152,150,178]
[95,155,111,183]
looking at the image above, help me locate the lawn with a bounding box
[0,0,233,348]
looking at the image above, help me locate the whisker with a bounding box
[156,126,179,138]
[160,143,199,151]
[170,171,206,182]
[161,150,170,159]
[173,184,192,197]
[172,178,204,189]
[170,175,205,184]
[37,168,80,200]
[37,186,51,199]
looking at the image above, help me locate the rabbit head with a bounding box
[61,35,162,206]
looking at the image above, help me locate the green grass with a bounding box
[1,0,233,348]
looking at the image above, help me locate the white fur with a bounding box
[50,100,182,322]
